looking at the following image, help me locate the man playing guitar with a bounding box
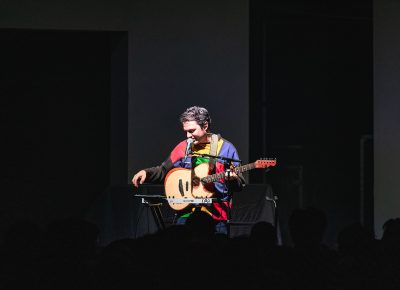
[132,106,245,235]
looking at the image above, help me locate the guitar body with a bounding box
[164,163,214,211]
[164,158,277,211]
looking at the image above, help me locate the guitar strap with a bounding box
[208,133,219,172]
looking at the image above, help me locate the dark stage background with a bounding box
[1,30,127,241]
[249,0,373,245]
[0,0,379,248]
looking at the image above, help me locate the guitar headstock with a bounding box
[254,158,277,168]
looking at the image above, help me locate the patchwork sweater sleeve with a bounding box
[221,139,246,191]
[144,140,187,183]
[144,159,173,183]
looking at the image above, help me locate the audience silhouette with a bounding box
[1,209,400,289]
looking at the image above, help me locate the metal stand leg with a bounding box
[148,203,166,231]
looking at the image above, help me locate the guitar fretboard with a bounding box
[201,162,257,184]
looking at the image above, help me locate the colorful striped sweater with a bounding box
[144,134,245,220]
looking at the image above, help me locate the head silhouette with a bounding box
[288,207,327,248]
[186,210,216,239]
[250,221,277,248]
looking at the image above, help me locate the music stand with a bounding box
[134,194,166,232]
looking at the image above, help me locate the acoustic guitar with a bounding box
[164,158,277,210]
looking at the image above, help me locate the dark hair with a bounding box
[179,106,211,130]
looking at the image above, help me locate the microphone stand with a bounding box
[194,153,241,165]
[223,158,238,238]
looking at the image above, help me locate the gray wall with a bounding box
[127,1,249,179]
[374,0,400,238]
[0,0,249,184]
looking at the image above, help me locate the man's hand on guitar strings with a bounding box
[224,170,239,180]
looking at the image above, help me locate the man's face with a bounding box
[182,120,208,144]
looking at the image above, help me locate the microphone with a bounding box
[184,138,193,159]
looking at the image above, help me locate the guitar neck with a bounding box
[201,162,257,184]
